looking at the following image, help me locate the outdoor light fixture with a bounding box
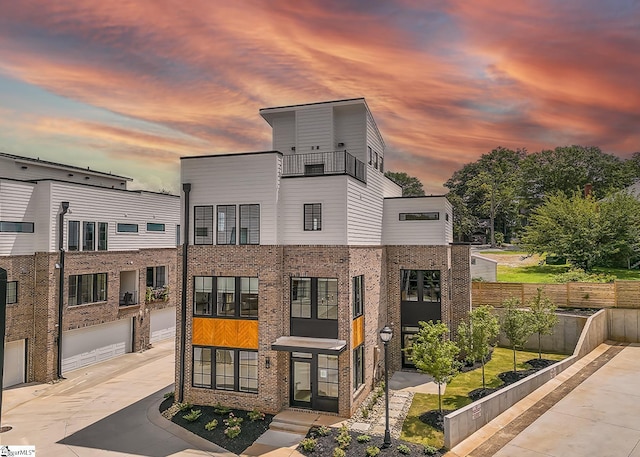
[265,357,271,369]
[379,325,393,448]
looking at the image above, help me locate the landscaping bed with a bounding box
[159,396,273,454]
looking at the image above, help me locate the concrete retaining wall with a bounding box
[444,309,607,449]
[608,309,640,343]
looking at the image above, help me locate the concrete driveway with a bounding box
[0,339,228,456]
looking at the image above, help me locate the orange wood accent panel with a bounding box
[352,316,365,348]
[192,318,259,349]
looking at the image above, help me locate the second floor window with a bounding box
[353,275,364,318]
[69,273,107,306]
[98,222,108,250]
[304,203,322,231]
[217,205,236,245]
[147,266,166,288]
[83,222,95,251]
[239,204,260,245]
[401,270,441,303]
[0,221,34,233]
[194,206,213,245]
[291,277,337,320]
[193,276,259,318]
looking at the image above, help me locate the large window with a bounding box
[193,347,212,388]
[69,273,107,306]
[68,220,80,251]
[353,344,364,390]
[193,276,258,318]
[146,266,166,288]
[239,204,260,245]
[401,270,441,302]
[98,222,108,250]
[291,278,311,318]
[6,281,17,304]
[83,222,95,251]
[194,206,213,245]
[0,221,34,233]
[192,347,257,393]
[317,278,338,319]
[304,204,322,231]
[217,205,236,245]
[291,278,338,319]
[353,275,364,318]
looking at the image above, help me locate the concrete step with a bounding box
[269,420,312,435]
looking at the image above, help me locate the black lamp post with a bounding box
[379,325,393,448]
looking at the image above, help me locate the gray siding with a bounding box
[272,113,296,153]
[296,107,333,153]
[334,104,366,161]
[0,180,41,255]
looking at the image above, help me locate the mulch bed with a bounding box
[301,426,443,457]
[159,399,273,454]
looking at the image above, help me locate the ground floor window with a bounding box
[192,346,258,394]
[317,354,339,398]
[6,281,18,304]
[353,344,364,390]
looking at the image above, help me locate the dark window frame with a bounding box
[217,205,236,245]
[0,221,34,233]
[353,344,364,390]
[399,212,440,221]
[146,266,166,288]
[194,205,214,245]
[83,221,95,251]
[192,276,258,319]
[192,346,212,388]
[291,277,337,320]
[352,275,364,318]
[6,280,18,304]
[192,346,258,394]
[401,269,441,303]
[303,203,322,231]
[68,273,108,306]
[239,204,260,245]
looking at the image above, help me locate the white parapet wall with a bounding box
[444,309,608,449]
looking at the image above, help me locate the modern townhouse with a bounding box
[176,98,471,417]
[0,152,179,387]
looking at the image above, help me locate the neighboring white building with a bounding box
[470,254,498,282]
[177,98,471,417]
[1,152,179,386]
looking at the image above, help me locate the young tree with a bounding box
[500,298,534,373]
[410,321,461,415]
[457,305,500,389]
[384,171,425,197]
[528,289,558,359]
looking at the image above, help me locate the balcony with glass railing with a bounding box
[282,150,366,183]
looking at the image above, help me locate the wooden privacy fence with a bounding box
[473,280,640,309]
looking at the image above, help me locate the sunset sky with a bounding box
[0,1,638,194]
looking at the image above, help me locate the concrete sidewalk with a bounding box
[0,339,227,456]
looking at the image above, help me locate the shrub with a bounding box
[177,402,192,412]
[163,391,174,399]
[183,409,202,422]
[300,437,317,452]
[213,402,232,415]
[223,412,244,427]
[423,444,438,455]
[357,435,371,443]
[332,448,346,457]
[248,409,265,421]
[204,419,218,431]
[224,425,241,439]
[361,408,369,419]
[335,426,351,449]
[366,445,380,457]
[552,268,615,283]
[316,425,331,437]
[398,444,411,455]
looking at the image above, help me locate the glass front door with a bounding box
[291,358,312,407]
[289,352,339,413]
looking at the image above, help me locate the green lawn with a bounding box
[400,347,567,448]
[497,265,640,283]
[478,250,529,255]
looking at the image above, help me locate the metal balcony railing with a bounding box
[282,150,366,183]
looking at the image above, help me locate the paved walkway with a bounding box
[0,339,227,456]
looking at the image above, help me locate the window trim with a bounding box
[0,221,34,233]
[303,203,322,231]
[6,280,18,304]
[116,223,139,233]
[146,222,166,232]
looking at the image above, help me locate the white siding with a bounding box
[181,153,281,245]
[279,176,348,245]
[471,254,498,281]
[346,170,385,245]
[0,179,42,255]
[381,176,402,198]
[272,113,296,153]
[47,182,180,252]
[0,156,128,189]
[296,107,333,153]
[334,104,366,161]
[382,197,452,245]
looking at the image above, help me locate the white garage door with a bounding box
[62,319,132,373]
[150,307,176,343]
[3,339,26,388]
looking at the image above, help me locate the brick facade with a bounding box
[2,248,177,383]
[177,243,471,417]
